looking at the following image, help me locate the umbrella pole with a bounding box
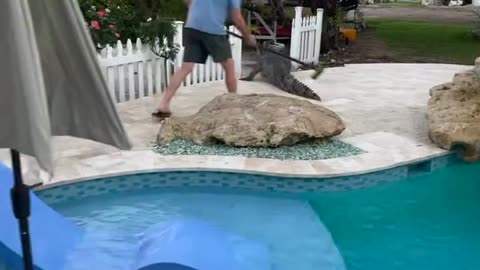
[10,149,34,270]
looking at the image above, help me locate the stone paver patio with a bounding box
[0,63,472,186]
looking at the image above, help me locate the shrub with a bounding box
[79,0,138,47]
[133,0,187,21]
[78,0,181,58]
[81,6,121,50]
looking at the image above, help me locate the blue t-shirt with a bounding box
[185,0,241,35]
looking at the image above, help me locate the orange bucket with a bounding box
[340,28,357,43]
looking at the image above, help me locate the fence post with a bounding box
[172,21,184,72]
[173,21,184,47]
[314,8,324,64]
[289,6,303,70]
[230,26,243,78]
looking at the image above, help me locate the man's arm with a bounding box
[230,9,249,38]
[229,1,256,47]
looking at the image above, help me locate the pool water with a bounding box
[47,161,480,270]
[310,162,480,270]
[53,192,345,270]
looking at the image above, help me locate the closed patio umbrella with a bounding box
[0,0,132,269]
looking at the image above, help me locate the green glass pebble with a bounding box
[153,139,364,160]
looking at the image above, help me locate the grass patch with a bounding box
[367,19,480,64]
[153,139,364,160]
[376,1,422,7]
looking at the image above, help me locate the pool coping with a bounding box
[36,131,454,190]
[37,152,451,190]
[34,152,461,205]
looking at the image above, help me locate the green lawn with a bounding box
[367,19,480,64]
[377,1,422,7]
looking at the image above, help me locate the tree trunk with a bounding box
[268,0,289,26]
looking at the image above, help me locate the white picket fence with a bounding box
[97,22,242,103]
[289,7,324,68]
[97,9,321,103]
[98,39,170,103]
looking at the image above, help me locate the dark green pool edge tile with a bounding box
[35,153,463,205]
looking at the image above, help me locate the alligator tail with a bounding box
[280,75,321,101]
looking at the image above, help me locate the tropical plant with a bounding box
[131,0,181,59]
[138,17,180,60]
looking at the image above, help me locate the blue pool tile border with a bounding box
[36,154,461,204]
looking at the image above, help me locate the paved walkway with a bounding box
[0,63,472,186]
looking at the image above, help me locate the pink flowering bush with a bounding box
[78,0,180,59]
[82,5,121,50]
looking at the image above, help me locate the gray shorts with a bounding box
[183,28,232,64]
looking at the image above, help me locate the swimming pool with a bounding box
[3,156,480,270]
[53,191,345,270]
[311,161,480,270]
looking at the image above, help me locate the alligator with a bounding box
[240,41,321,101]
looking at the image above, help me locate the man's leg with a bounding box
[154,28,207,114]
[222,58,237,93]
[156,63,194,113]
[204,34,236,93]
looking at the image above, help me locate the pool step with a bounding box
[407,160,433,177]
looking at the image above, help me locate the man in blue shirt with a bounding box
[153,0,256,118]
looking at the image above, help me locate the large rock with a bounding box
[157,94,345,146]
[427,59,480,161]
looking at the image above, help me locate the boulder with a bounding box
[427,59,480,161]
[157,93,345,147]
